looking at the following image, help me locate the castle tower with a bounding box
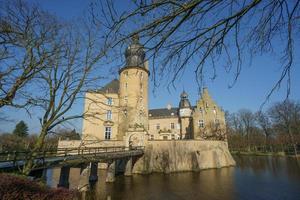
[179,91,193,139]
[118,34,149,139]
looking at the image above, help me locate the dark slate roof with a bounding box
[99,79,119,94]
[149,107,179,118]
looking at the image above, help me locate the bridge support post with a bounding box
[124,157,132,176]
[106,161,115,183]
[89,162,98,182]
[57,166,70,188]
[40,168,48,183]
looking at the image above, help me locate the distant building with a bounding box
[82,35,226,141]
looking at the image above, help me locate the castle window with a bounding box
[107,97,113,105]
[140,72,143,80]
[163,136,168,140]
[215,119,220,125]
[150,135,154,140]
[213,106,216,114]
[106,110,112,120]
[140,83,143,92]
[104,127,112,140]
[156,124,160,130]
[123,109,127,117]
[124,96,128,104]
[198,120,204,128]
[170,123,175,129]
[125,82,128,89]
[171,134,175,140]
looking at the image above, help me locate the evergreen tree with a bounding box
[13,121,29,137]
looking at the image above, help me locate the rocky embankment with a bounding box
[132,140,235,173]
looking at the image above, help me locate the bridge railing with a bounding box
[0,146,145,164]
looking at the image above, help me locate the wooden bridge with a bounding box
[0,146,144,188]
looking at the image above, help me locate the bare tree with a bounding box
[202,121,226,141]
[0,0,62,109]
[18,10,114,175]
[268,100,300,156]
[238,109,256,151]
[93,0,299,101]
[255,111,273,147]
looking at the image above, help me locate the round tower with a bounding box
[179,91,193,139]
[118,34,149,139]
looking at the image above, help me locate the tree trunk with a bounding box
[22,128,48,175]
[288,126,298,157]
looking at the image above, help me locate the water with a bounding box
[47,156,300,200]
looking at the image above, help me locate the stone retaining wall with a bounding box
[132,140,235,173]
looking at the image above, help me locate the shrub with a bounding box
[0,173,78,200]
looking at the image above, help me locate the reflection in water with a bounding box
[48,156,300,200]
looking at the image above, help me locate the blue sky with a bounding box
[0,0,299,133]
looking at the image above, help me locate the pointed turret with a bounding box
[178,91,193,139]
[179,90,191,109]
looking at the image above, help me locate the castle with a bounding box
[82,35,226,142]
[57,35,235,175]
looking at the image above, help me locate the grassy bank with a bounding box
[0,173,78,200]
[230,151,287,156]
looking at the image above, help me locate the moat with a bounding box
[47,155,300,200]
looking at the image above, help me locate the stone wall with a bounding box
[132,140,235,174]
